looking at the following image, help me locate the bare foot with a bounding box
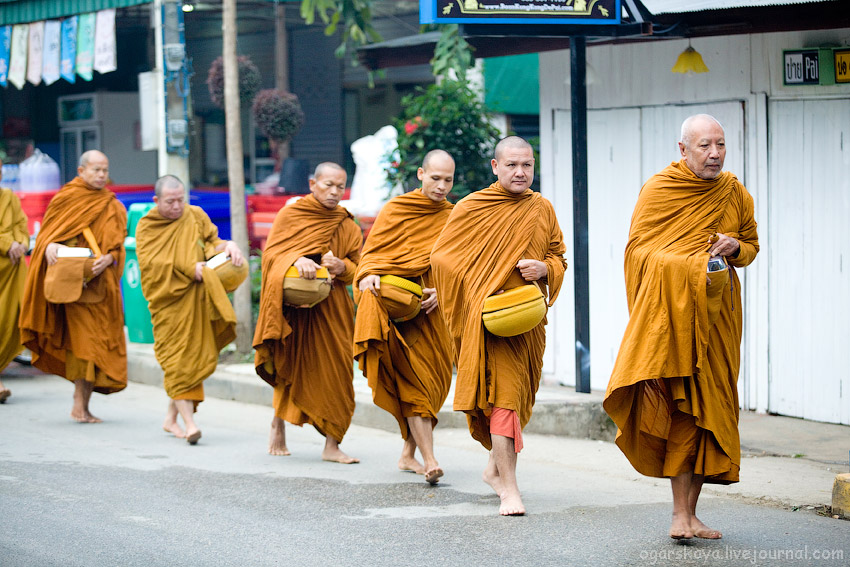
[398,455,425,474]
[691,516,722,539]
[669,512,694,540]
[71,409,102,423]
[0,388,11,403]
[268,417,290,456]
[498,489,526,516]
[163,421,186,438]
[425,467,444,485]
[322,446,359,464]
[482,460,504,496]
[185,429,202,445]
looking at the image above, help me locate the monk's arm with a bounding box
[728,190,759,268]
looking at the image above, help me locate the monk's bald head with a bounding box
[421,149,454,172]
[418,149,454,202]
[314,162,346,181]
[77,150,110,190]
[494,136,533,162]
[310,162,347,209]
[154,174,184,198]
[678,114,726,180]
[153,175,186,220]
[491,136,535,194]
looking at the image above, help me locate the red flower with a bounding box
[404,121,418,135]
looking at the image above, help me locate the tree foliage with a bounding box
[300,0,381,59]
[431,25,473,81]
[388,80,500,202]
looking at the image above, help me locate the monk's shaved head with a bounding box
[154,174,184,198]
[79,150,108,169]
[494,136,533,161]
[314,162,345,180]
[680,114,724,149]
[421,149,454,171]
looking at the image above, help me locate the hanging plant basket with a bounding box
[252,89,305,144]
[206,55,262,108]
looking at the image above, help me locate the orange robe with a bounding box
[19,177,127,393]
[254,194,362,442]
[353,189,454,439]
[0,188,28,372]
[604,160,759,485]
[431,182,567,449]
[135,206,236,402]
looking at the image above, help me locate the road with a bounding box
[1,369,848,566]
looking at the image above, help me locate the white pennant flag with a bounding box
[42,20,61,85]
[93,9,116,74]
[26,20,44,85]
[8,24,27,89]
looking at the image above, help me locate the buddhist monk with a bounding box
[354,149,455,484]
[135,175,243,445]
[254,162,362,463]
[431,136,567,515]
[0,167,29,403]
[604,114,759,540]
[19,150,127,422]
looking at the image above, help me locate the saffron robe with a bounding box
[19,177,127,393]
[604,160,759,485]
[431,182,567,449]
[135,205,236,402]
[254,194,362,442]
[353,189,454,439]
[0,188,29,371]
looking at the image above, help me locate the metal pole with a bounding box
[570,36,591,394]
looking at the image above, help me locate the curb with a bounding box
[126,343,616,442]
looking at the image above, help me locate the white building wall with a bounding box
[539,28,850,425]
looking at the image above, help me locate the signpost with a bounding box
[421,0,620,25]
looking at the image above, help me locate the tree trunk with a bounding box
[223,0,253,354]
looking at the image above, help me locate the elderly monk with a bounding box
[135,175,244,445]
[431,136,567,515]
[604,114,759,540]
[19,150,127,422]
[0,173,29,403]
[254,162,362,463]
[354,149,455,484]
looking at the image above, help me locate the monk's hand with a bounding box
[45,242,66,265]
[708,233,740,258]
[295,256,322,280]
[224,241,245,267]
[322,251,346,276]
[358,274,380,296]
[421,287,438,314]
[7,241,26,265]
[517,258,547,281]
[91,253,114,277]
[194,261,206,282]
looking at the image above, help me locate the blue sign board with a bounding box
[421,0,621,25]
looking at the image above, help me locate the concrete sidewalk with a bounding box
[121,341,848,511]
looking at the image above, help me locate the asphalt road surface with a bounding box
[1,369,848,566]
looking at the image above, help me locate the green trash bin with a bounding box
[122,202,155,343]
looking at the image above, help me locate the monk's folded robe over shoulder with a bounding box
[253,194,362,443]
[430,182,567,450]
[19,177,127,393]
[603,160,758,485]
[135,205,236,403]
[0,188,29,371]
[353,189,453,439]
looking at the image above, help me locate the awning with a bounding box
[484,54,539,115]
[0,0,151,26]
